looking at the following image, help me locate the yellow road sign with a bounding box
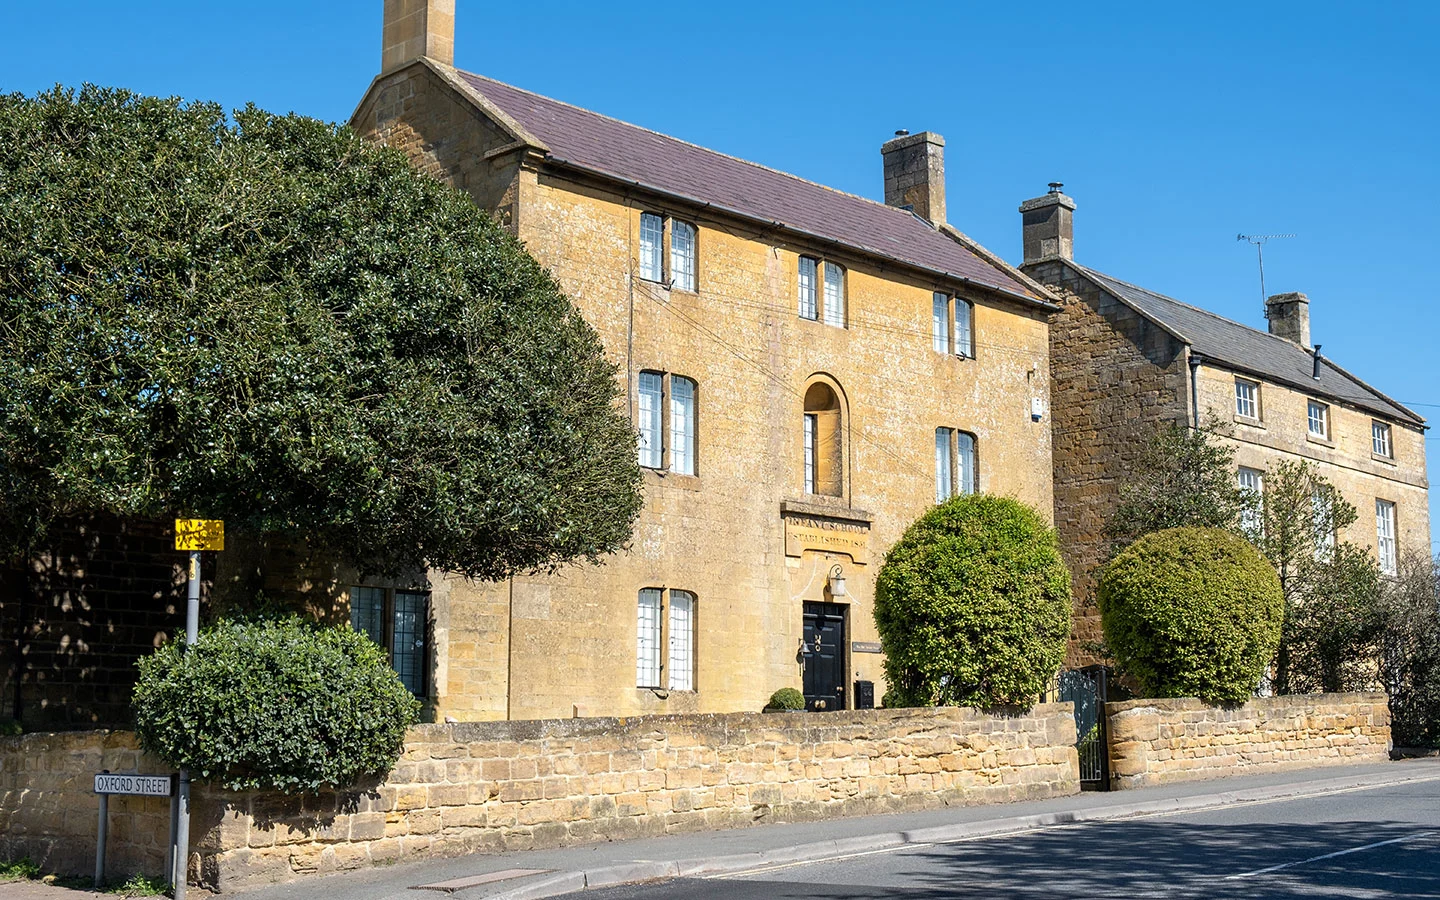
[175,519,224,551]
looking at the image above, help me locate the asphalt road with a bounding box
[580,780,1440,899]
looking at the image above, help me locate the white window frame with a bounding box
[1238,467,1264,535]
[1307,400,1329,439]
[1235,378,1260,420]
[935,427,953,502]
[1372,421,1393,458]
[954,298,974,358]
[639,213,664,283]
[932,292,948,354]
[1376,500,1397,576]
[931,292,975,358]
[637,371,663,469]
[636,588,663,688]
[670,220,697,292]
[934,427,977,500]
[822,262,846,328]
[638,371,698,475]
[640,213,697,290]
[803,413,817,494]
[957,432,976,495]
[798,256,818,320]
[637,587,697,691]
[667,590,695,691]
[670,376,697,476]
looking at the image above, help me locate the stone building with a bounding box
[331,0,1060,721]
[1020,186,1430,662]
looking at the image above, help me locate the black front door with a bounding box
[802,602,847,712]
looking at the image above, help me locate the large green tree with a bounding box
[1247,460,1384,695]
[0,86,642,578]
[1105,419,1247,552]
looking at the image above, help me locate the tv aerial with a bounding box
[1236,233,1295,308]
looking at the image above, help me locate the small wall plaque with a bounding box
[851,641,882,654]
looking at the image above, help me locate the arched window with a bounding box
[803,381,844,497]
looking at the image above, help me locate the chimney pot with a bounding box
[880,131,945,225]
[382,0,455,71]
[1019,184,1076,265]
[1266,291,1311,348]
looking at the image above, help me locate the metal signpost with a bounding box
[94,772,177,889]
[170,518,223,900]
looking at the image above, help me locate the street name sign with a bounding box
[94,773,174,796]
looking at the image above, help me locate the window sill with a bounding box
[1233,416,1265,430]
[643,468,701,491]
[1306,433,1336,448]
[1371,452,1398,466]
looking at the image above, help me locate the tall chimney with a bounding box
[881,131,945,225]
[382,0,455,71]
[1265,291,1311,348]
[1019,183,1075,264]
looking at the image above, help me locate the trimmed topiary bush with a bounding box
[874,494,1071,709]
[1099,527,1283,704]
[133,618,419,792]
[764,687,806,711]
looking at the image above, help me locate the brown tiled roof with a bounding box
[456,72,1045,305]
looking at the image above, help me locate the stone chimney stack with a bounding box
[382,0,455,71]
[1019,183,1075,264]
[881,131,946,225]
[1265,291,1311,348]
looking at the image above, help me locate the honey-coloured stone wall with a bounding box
[1105,692,1391,790]
[0,705,1079,891]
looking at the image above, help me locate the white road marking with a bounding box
[710,844,936,879]
[1224,831,1436,879]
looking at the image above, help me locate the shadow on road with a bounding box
[878,817,1440,898]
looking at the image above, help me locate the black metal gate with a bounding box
[1058,666,1109,789]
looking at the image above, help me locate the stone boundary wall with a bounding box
[0,705,1078,891]
[0,730,172,881]
[1106,692,1391,790]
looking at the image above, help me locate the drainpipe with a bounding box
[1188,351,1202,430]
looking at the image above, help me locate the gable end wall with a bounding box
[1026,261,1190,666]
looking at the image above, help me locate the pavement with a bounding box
[215,758,1440,900]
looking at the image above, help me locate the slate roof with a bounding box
[455,72,1045,305]
[1075,264,1424,426]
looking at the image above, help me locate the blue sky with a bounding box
[5,1,1437,552]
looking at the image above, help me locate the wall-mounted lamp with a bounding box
[828,564,847,598]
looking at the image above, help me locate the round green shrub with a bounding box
[874,495,1072,708]
[1099,527,1283,704]
[764,687,806,711]
[133,618,420,792]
